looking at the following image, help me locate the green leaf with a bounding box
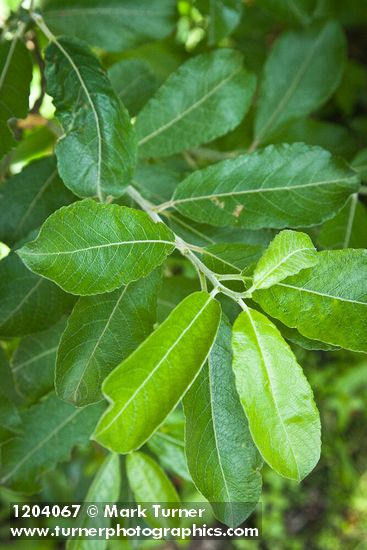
[258,0,318,25]
[318,195,367,249]
[253,249,367,353]
[108,59,158,116]
[11,318,67,404]
[352,148,367,182]
[0,393,104,493]
[232,306,321,481]
[251,230,317,291]
[197,0,243,45]
[0,350,22,442]
[136,49,256,158]
[172,144,359,229]
[254,21,346,146]
[45,36,136,200]
[56,270,161,406]
[126,452,180,529]
[0,37,32,158]
[67,453,120,550]
[18,200,175,296]
[0,253,74,338]
[93,291,221,453]
[184,317,262,527]
[0,157,74,247]
[147,411,191,481]
[43,0,177,52]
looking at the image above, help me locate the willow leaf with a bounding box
[18,200,175,296]
[127,452,180,529]
[43,0,177,52]
[67,453,120,550]
[0,37,32,158]
[0,253,74,338]
[184,317,262,527]
[254,21,346,145]
[253,249,367,353]
[0,393,104,493]
[232,306,321,481]
[172,143,359,229]
[136,49,256,158]
[56,270,161,406]
[0,156,74,247]
[251,230,317,291]
[93,292,221,453]
[45,36,136,200]
[11,318,67,404]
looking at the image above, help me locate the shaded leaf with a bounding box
[136,49,256,158]
[0,252,74,338]
[254,21,346,145]
[56,270,161,406]
[11,318,67,404]
[197,0,243,45]
[0,38,32,158]
[67,453,120,550]
[0,393,104,493]
[109,59,158,116]
[45,36,136,200]
[184,317,262,527]
[126,452,180,529]
[147,411,190,481]
[43,0,177,52]
[18,200,175,295]
[318,195,367,249]
[0,156,74,247]
[93,292,221,453]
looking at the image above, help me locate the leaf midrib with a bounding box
[173,177,356,207]
[277,281,367,306]
[20,239,174,258]
[253,246,314,289]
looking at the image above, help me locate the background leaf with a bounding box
[67,453,120,550]
[253,21,346,146]
[0,156,74,246]
[0,38,32,158]
[0,252,74,338]
[0,393,104,493]
[11,318,67,404]
[93,292,221,453]
[108,59,158,117]
[126,452,180,529]
[18,200,175,295]
[43,0,177,52]
[232,306,321,481]
[56,270,161,406]
[45,36,136,200]
[136,49,256,158]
